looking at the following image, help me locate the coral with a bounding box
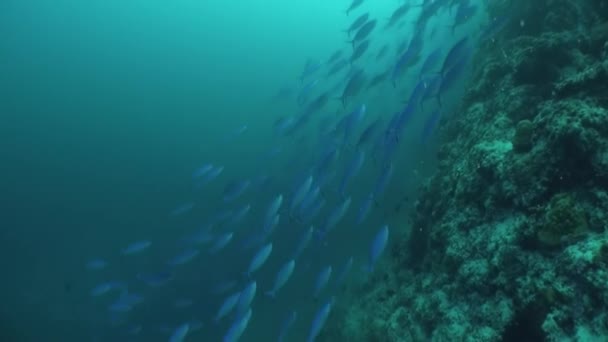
[537,193,588,247]
[339,1,608,341]
[512,119,534,153]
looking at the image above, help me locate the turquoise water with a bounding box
[0,0,485,341]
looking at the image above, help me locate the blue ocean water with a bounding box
[0,0,488,341]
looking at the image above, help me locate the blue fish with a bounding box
[223,179,251,202]
[169,323,190,342]
[368,225,389,272]
[334,256,354,289]
[235,281,257,317]
[356,194,374,224]
[90,281,125,297]
[196,165,224,187]
[438,53,471,104]
[85,258,107,271]
[290,175,313,214]
[167,248,200,266]
[278,310,298,342]
[307,297,335,342]
[214,291,241,323]
[313,265,333,299]
[137,271,172,287]
[209,232,233,254]
[343,104,367,142]
[266,259,296,298]
[246,243,273,276]
[122,240,151,255]
[419,48,442,79]
[227,204,251,227]
[192,163,213,179]
[440,36,470,76]
[421,109,441,143]
[339,150,365,195]
[292,226,314,260]
[223,307,252,342]
[320,197,351,237]
[300,59,323,83]
[374,163,394,198]
[170,202,195,216]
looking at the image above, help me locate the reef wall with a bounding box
[338,0,608,341]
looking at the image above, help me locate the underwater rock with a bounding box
[342,1,608,341]
[512,119,534,153]
[537,193,588,247]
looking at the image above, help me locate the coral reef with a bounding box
[339,0,608,341]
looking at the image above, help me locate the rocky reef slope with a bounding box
[336,1,608,341]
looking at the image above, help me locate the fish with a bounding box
[224,124,248,142]
[227,204,251,227]
[391,32,424,86]
[265,194,284,224]
[385,3,412,29]
[419,47,443,79]
[368,225,389,272]
[313,265,333,299]
[290,175,313,214]
[263,213,280,236]
[223,179,251,202]
[292,226,314,260]
[327,50,343,64]
[356,117,383,148]
[367,71,389,89]
[169,323,190,342]
[196,165,224,186]
[137,271,172,287]
[339,150,365,195]
[209,232,234,254]
[356,194,374,224]
[297,79,320,105]
[337,69,366,107]
[374,162,394,198]
[266,259,296,298]
[344,13,369,36]
[192,163,213,179]
[90,281,125,297]
[170,202,195,216]
[223,308,252,342]
[246,243,273,276]
[326,58,348,78]
[167,248,200,266]
[349,20,377,48]
[235,281,257,317]
[300,59,323,83]
[278,310,298,342]
[451,3,478,34]
[334,256,354,289]
[85,258,107,271]
[350,40,370,64]
[440,36,470,76]
[343,104,367,142]
[307,297,335,342]
[121,240,151,255]
[421,109,441,144]
[214,291,241,323]
[437,53,471,105]
[345,0,365,15]
[376,44,389,60]
[298,186,320,218]
[320,197,352,237]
